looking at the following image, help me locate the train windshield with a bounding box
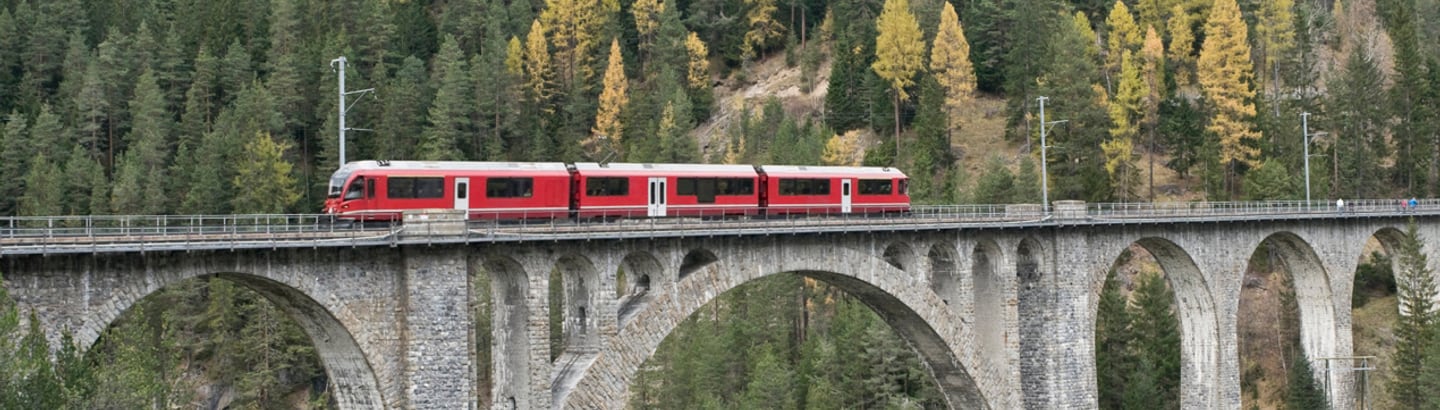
[328,168,354,198]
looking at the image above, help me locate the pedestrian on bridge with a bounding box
[1411,197,1419,211]
[1337,198,1345,213]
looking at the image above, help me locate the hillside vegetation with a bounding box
[2,0,1440,408]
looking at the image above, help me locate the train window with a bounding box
[858,180,892,195]
[487,177,534,198]
[344,178,364,200]
[457,183,468,199]
[899,179,908,195]
[778,178,831,195]
[586,177,629,196]
[365,178,376,199]
[676,178,695,195]
[387,177,445,199]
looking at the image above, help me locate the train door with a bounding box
[454,177,470,211]
[648,177,667,217]
[840,179,852,214]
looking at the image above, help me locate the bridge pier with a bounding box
[398,247,475,408]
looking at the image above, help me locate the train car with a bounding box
[757,165,910,215]
[572,162,762,218]
[324,160,572,220]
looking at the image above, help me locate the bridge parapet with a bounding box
[401,209,468,236]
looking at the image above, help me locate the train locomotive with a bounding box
[323,160,910,221]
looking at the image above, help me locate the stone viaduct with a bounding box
[2,211,1437,409]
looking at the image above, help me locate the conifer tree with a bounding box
[109,68,171,216]
[0,9,19,112]
[1384,0,1434,195]
[1127,270,1181,404]
[1167,5,1196,87]
[634,0,663,57]
[541,0,606,89]
[1141,26,1165,200]
[376,56,430,161]
[1135,0,1174,33]
[18,153,62,217]
[1327,41,1388,199]
[265,0,308,142]
[588,39,628,160]
[658,85,699,163]
[685,32,711,91]
[1013,158,1040,203]
[930,2,976,141]
[525,21,554,107]
[871,0,923,155]
[61,146,101,215]
[418,36,472,161]
[1039,14,1112,203]
[1256,0,1295,96]
[973,157,1015,204]
[1287,349,1329,409]
[1197,0,1260,197]
[0,112,29,215]
[233,132,300,214]
[1104,0,1141,91]
[74,57,109,161]
[219,40,253,105]
[1095,270,1131,409]
[821,133,860,166]
[1073,12,1102,68]
[741,0,785,60]
[1391,220,1437,409]
[1106,51,1146,201]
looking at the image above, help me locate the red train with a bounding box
[323,160,910,221]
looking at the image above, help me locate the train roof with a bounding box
[758,165,908,178]
[338,160,571,173]
[573,162,759,175]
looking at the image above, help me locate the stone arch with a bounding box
[1255,232,1336,391]
[883,241,917,272]
[677,249,718,280]
[1016,237,1044,284]
[555,254,601,353]
[971,239,1007,369]
[0,250,393,410]
[563,242,1002,409]
[483,254,535,410]
[927,240,961,308]
[1366,226,1408,285]
[1125,237,1221,408]
[617,251,664,328]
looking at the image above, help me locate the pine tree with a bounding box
[739,346,797,408]
[871,0,923,155]
[587,39,628,160]
[973,157,1015,204]
[1384,0,1434,195]
[1197,0,1261,197]
[475,0,519,161]
[1123,355,1164,409]
[1038,14,1112,203]
[930,2,976,141]
[110,68,170,215]
[1096,270,1131,409]
[1391,220,1437,409]
[61,146,101,215]
[1326,41,1388,199]
[1135,0,1175,33]
[0,111,29,215]
[418,36,473,161]
[266,0,309,143]
[18,153,63,217]
[1127,270,1181,404]
[541,0,607,89]
[634,0,664,57]
[1242,158,1296,200]
[219,40,253,105]
[685,32,711,90]
[376,56,430,161]
[1287,350,1329,410]
[658,86,699,163]
[525,21,554,108]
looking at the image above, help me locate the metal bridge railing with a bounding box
[3,199,1438,254]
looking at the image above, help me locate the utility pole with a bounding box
[1302,112,1310,204]
[330,56,374,169]
[1037,97,1067,215]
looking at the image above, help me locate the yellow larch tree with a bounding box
[1255,0,1295,97]
[1167,4,1196,87]
[821,132,861,166]
[541,0,607,89]
[1105,0,1142,90]
[1141,25,1165,200]
[1074,12,1101,64]
[1197,0,1260,194]
[741,0,784,60]
[524,20,553,106]
[871,0,924,152]
[633,0,663,55]
[929,2,976,140]
[505,36,524,77]
[588,39,628,160]
[1104,51,1145,202]
[685,32,710,89]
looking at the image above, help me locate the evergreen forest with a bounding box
[3,0,1440,408]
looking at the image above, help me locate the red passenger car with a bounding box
[572,163,762,218]
[757,165,910,215]
[324,160,572,220]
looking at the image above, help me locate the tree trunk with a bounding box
[893,92,901,163]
